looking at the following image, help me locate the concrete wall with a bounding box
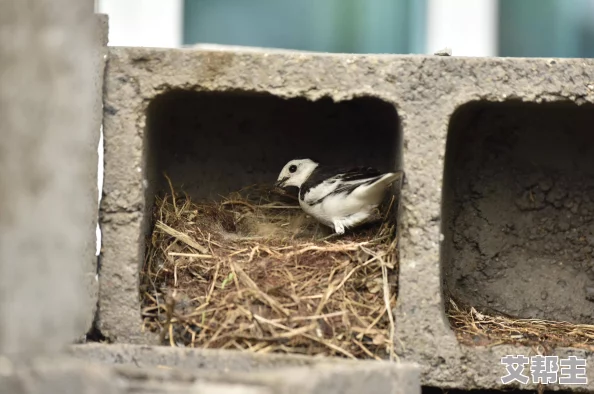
[0,0,100,356]
[97,45,594,391]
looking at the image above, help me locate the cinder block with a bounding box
[263,362,419,394]
[68,343,321,371]
[0,0,99,356]
[98,45,594,391]
[0,354,418,394]
[213,360,420,394]
[78,12,109,340]
[98,47,402,344]
[395,64,594,389]
[69,343,420,394]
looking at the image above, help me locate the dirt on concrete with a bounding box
[442,101,594,325]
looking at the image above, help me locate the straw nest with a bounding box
[141,177,400,360]
[448,299,594,351]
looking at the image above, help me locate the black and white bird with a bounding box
[275,158,402,235]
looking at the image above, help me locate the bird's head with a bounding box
[275,158,319,189]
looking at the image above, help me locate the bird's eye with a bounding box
[289,165,297,173]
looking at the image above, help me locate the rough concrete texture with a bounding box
[217,360,420,394]
[0,0,98,356]
[68,344,420,394]
[6,347,419,394]
[98,45,594,390]
[442,102,594,324]
[77,12,109,340]
[116,360,420,394]
[0,355,264,394]
[68,343,322,370]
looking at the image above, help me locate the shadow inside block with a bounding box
[144,90,401,202]
[441,100,594,347]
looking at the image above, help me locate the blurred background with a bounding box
[95,0,594,58]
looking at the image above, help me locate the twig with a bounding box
[156,221,208,254]
[168,252,213,259]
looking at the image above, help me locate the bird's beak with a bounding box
[275,177,288,188]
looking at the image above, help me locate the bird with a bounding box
[274,158,402,235]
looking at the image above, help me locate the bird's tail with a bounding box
[353,171,403,202]
[377,172,401,186]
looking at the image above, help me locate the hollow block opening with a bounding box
[141,89,402,356]
[145,90,401,203]
[442,101,594,326]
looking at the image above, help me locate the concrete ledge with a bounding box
[68,343,322,371]
[97,44,594,391]
[115,359,420,394]
[3,349,420,394]
[80,12,109,340]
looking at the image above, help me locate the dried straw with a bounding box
[141,178,400,360]
[448,299,594,351]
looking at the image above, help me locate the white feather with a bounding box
[300,173,398,233]
[275,159,401,235]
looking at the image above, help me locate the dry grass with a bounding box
[448,299,594,351]
[140,178,401,360]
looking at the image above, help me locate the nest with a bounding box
[141,177,400,360]
[448,299,594,351]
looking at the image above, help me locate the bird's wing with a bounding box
[331,173,384,197]
[333,166,383,182]
[302,166,385,205]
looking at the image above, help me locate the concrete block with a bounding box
[0,356,266,394]
[0,0,98,356]
[0,350,416,394]
[68,343,320,371]
[69,344,420,394]
[204,361,420,394]
[79,13,109,339]
[109,364,273,394]
[98,45,594,391]
[255,362,420,394]
[98,48,401,344]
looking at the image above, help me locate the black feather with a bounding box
[300,165,385,204]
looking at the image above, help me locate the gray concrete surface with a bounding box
[220,361,420,394]
[98,45,594,390]
[73,344,420,394]
[0,0,98,356]
[81,13,109,339]
[443,101,594,324]
[68,343,321,370]
[0,357,120,394]
[2,350,420,394]
[0,354,271,394]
